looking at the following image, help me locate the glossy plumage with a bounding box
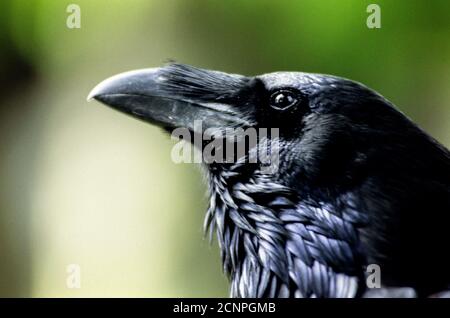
[89,64,450,298]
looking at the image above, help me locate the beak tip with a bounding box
[87,68,160,103]
[87,83,103,102]
[86,93,95,102]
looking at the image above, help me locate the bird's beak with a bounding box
[87,66,252,134]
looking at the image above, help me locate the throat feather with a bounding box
[204,170,367,298]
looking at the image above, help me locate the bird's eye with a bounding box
[269,90,299,110]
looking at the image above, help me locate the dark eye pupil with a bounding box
[275,93,292,105]
[270,90,298,109]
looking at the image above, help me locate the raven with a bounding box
[88,64,450,298]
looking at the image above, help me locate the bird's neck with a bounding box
[205,165,367,297]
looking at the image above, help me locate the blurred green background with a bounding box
[0,0,449,297]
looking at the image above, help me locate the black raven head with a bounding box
[89,64,450,298]
[88,63,429,187]
[89,64,382,181]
